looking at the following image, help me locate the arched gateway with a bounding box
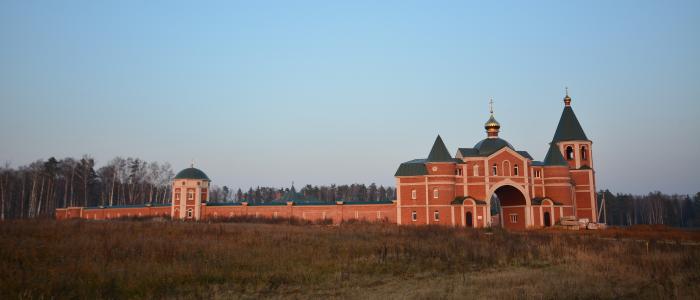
[488,184,530,229]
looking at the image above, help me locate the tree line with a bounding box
[0,156,395,219]
[0,156,175,219]
[599,190,700,227]
[209,184,396,205]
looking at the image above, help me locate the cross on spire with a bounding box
[563,87,572,106]
[489,97,494,114]
[190,159,195,168]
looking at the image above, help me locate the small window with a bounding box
[181,181,185,186]
[535,170,541,178]
[514,164,519,176]
[187,191,194,200]
[492,164,498,176]
[473,164,479,176]
[510,214,518,223]
[187,209,193,219]
[434,210,440,221]
[433,188,439,199]
[581,146,588,160]
[411,211,417,222]
[566,146,574,160]
[411,189,417,200]
[503,161,510,176]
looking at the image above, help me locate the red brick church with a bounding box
[57,91,597,229]
[394,91,597,229]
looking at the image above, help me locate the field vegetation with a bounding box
[1,219,699,299]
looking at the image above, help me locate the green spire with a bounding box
[427,135,453,162]
[552,91,588,142]
[543,143,568,166]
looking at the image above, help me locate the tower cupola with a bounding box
[484,98,500,138]
[564,87,571,106]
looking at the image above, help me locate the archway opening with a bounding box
[492,185,527,229]
[490,194,501,227]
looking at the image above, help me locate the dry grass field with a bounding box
[1,219,699,299]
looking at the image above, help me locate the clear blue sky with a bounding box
[1,1,699,194]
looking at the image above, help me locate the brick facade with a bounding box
[57,92,596,229]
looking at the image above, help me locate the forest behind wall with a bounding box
[0,156,395,220]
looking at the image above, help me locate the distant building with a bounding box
[394,92,596,228]
[57,91,597,229]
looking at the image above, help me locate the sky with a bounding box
[1,1,699,194]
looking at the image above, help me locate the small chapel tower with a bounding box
[171,164,210,220]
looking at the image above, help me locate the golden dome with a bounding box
[484,114,500,129]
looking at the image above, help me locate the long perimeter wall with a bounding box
[55,202,397,224]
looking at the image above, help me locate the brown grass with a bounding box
[1,220,699,299]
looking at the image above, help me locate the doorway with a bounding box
[544,211,551,227]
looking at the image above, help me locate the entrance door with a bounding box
[544,211,551,227]
[466,211,473,227]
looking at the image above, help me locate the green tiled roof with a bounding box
[552,106,588,142]
[543,143,568,166]
[174,167,210,180]
[427,135,454,162]
[516,151,533,160]
[474,138,514,156]
[395,159,428,176]
[458,138,519,158]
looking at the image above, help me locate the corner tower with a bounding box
[550,89,597,221]
[171,165,210,220]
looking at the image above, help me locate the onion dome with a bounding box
[485,115,501,130]
[484,98,500,138]
[174,167,210,181]
[563,87,571,106]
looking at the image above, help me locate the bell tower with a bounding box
[551,88,597,221]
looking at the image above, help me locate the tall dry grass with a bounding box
[1,220,698,299]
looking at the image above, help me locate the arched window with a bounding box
[514,164,519,176]
[503,161,511,176]
[433,188,439,199]
[473,164,479,176]
[581,146,588,160]
[492,164,498,176]
[411,189,417,200]
[565,146,574,160]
